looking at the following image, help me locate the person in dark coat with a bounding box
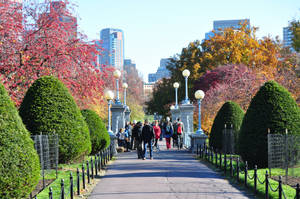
[132,121,143,159]
[142,119,155,160]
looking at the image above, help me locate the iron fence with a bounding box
[268,130,300,183]
[32,134,59,189]
[197,144,300,199]
[31,144,113,199]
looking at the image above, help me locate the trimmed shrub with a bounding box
[19,76,91,163]
[238,81,300,168]
[0,83,40,198]
[209,101,244,152]
[81,109,110,154]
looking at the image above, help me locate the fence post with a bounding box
[219,151,222,169]
[61,179,64,199]
[70,172,74,199]
[224,153,227,175]
[77,168,80,195]
[95,154,98,176]
[91,158,94,179]
[87,161,90,184]
[82,164,85,189]
[278,176,282,199]
[265,170,269,199]
[49,187,53,199]
[236,157,239,182]
[245,161,248,188]
[230,155,233,177]
[215,150,218,166]
[254,165,257,194]
[296,184,300,199]
[98,153,101,171]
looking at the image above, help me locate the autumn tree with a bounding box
[290,19,300,52]
[0,0,107,108]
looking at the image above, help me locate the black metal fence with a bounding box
[32,134,59,188]
[197,144,300,199]
[31,144,113,199]
[268,130,300,183]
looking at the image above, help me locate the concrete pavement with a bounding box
[89,141,255,199]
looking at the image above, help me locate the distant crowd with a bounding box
[116,117,184,160]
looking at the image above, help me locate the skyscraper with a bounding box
[283,27,293,50]
[99,28,124,70]
[148,58,173,83]
[204,19,250,41]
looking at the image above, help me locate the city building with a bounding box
[204,19,250,41]
[283,27,294,50]
[124,59,136,74]
[99,28,124,70]
[148,58,173,83]
[143,82,155,102]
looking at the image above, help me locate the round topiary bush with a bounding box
[19,76,91,163]
[238,81,300,168]
[81,109,110,154]
[209,101,244,152]
[0,83,40,198]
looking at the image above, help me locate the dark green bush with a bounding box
[0,83,40,198]
[238,81,300,168]
[209,101,244,152]
[19,76,91,163]
[81,109,110,154]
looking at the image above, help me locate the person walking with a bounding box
[164,117,173,150]
[132,121,143,159]
[175,118,184,149]
[153,120,161,151]
[125,121,132,150]
[142,119,155,160]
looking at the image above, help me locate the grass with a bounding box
[36,154,111,199]
[198,152,297,199]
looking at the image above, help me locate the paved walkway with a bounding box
[89,141,255,199]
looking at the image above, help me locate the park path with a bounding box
[89,141,255,199]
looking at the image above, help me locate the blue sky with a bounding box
[74,0,300,81]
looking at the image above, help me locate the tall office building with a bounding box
[283,27,293,50]
[148,58,173,83]
[124,59,136,74]
[99,28,124,70]
[204,19,250,40]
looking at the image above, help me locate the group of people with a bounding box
[116,117,184,160]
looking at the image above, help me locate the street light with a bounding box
[195,90,205,134]
[113,69,121,104]
[170,105,175,110]
[182,69,190,104]
[122,82,128,106]
[105,90,114,134]
[173,82,179,108]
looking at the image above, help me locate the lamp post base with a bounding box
[189,133,208,153]
[195,129,204,134]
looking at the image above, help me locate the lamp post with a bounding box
[182,69,190,104]
[194,90,205,134]
[173,82,179,108]
[122,83,128,106]
[170,105,175,110]
[113,69,122,104]
[104,90,114,134]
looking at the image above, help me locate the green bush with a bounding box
[238,81,300,168]
[81,109,110,154]
[19,76,91,163]
[209,101,244,152]
[0,83,40,198]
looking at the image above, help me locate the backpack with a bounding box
[177,123,182,134]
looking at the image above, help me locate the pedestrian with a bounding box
[153,120,161,150]
[172,119,178,148]
[125,121,132,150]
[132,121,143,159]
[116,128,126,148]
[130,120,137,149]
[159,119,165,141]
[142,119,155,160]
[164,117,173,150]
[174,118,184,149]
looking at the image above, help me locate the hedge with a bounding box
[209,101,244,152]
[81,109,110,154]
[0,83,40,198]
[238,81,300,168]
[19,76,91,163]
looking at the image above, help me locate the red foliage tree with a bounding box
[0,0,107,108]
